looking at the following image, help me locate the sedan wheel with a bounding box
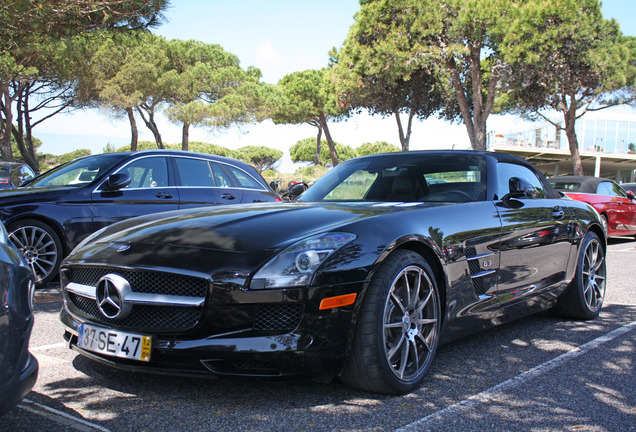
[8,219,62,286]
[553,231,606,320]
[341,250,440,394]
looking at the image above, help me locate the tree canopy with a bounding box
[273,69,347,166]
[335,9,445,151]
[290,137,356,166]
[356,141,401,156]
[339,0,514,151]
[235,146,283,173]
[499,0,636,175]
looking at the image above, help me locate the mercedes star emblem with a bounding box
[95,274,133,319]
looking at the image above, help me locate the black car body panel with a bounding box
[59,151,604,388]
[0,150,279,285]
[0,222,37,415]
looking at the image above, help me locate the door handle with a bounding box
[221,193,236,200]
[156,192,173,199]
[552,206,565,219]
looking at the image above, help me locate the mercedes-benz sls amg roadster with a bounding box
[60,151,606,394]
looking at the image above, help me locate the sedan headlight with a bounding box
[250,232,356,289]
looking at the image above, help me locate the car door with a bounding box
[173,157,244,209]
[602,181,636,234]
[90,155,179,233]
[494,162,573,305]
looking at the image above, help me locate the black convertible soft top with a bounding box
[549,176,610,194]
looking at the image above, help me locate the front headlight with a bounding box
[250,232,356,289]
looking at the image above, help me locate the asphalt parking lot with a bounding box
[2,238,635,432]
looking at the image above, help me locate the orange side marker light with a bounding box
[319,293,357,310]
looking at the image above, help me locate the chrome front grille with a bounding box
[67,267,207,297]
[65,266,208,332]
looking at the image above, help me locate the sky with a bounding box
[35,0,636,173]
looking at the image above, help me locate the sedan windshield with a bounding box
[300,154,487,203]
[26,154,125,188]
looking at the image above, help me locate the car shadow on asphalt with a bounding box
[18,303,634,432]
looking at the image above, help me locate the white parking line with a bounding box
[394,320,636,432]
[30,342,66,351]
[18,399,112,432]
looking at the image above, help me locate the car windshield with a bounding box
[26,154,125,188]
[300,154,487,203]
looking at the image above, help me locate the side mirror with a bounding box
[627,190,635,200]
[102,173,131,191]
[508,177,537,199]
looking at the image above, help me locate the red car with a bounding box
[550,176,636,238]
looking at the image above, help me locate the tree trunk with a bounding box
[136,106,163,149]
[563,107,583,176]
[126,107,138,152]
[0,83,14,162]
[394,110,414,151]
[182,122,190,151]
[16,87,39,172]
[314,126,322,165]
[446,53,494,151]
[318,113,338,167]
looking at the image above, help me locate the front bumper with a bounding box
[60,278,366,381]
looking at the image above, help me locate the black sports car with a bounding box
[59,151,606,394]
[0,221,38,415]
[0,150,279,286]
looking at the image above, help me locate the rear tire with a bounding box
[8,219,63,287]
[553,231,606,320]
[340,250,440,394]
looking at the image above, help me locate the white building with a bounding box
[488,107,636,183]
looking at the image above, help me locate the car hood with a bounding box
[65,202,433,279]
[0,185,78,201]
[81,202,427,252]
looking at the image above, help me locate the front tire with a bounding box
[341,250,441,394]
[553,231,606,320]
[8,219,63,287]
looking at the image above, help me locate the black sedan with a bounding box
[0,221,38,415]
[59,151,606,394]
[0,150,279,285]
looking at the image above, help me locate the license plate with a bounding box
[78,323,151,362]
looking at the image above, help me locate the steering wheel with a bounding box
[444,190,473,202]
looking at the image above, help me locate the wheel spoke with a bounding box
[387,333,405,360]
[415,318,437,326]
[402,272,412,309]
[416,332,431,353]
[390,291,406,314]
[409,339,419,372]
[408,271,422,310]
[416,288,433,314]
[384,321,403,329]
[397,339,409,379]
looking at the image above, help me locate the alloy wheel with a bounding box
[582,238,605,312]
[383,265,439,381]
[9,225,58,283]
